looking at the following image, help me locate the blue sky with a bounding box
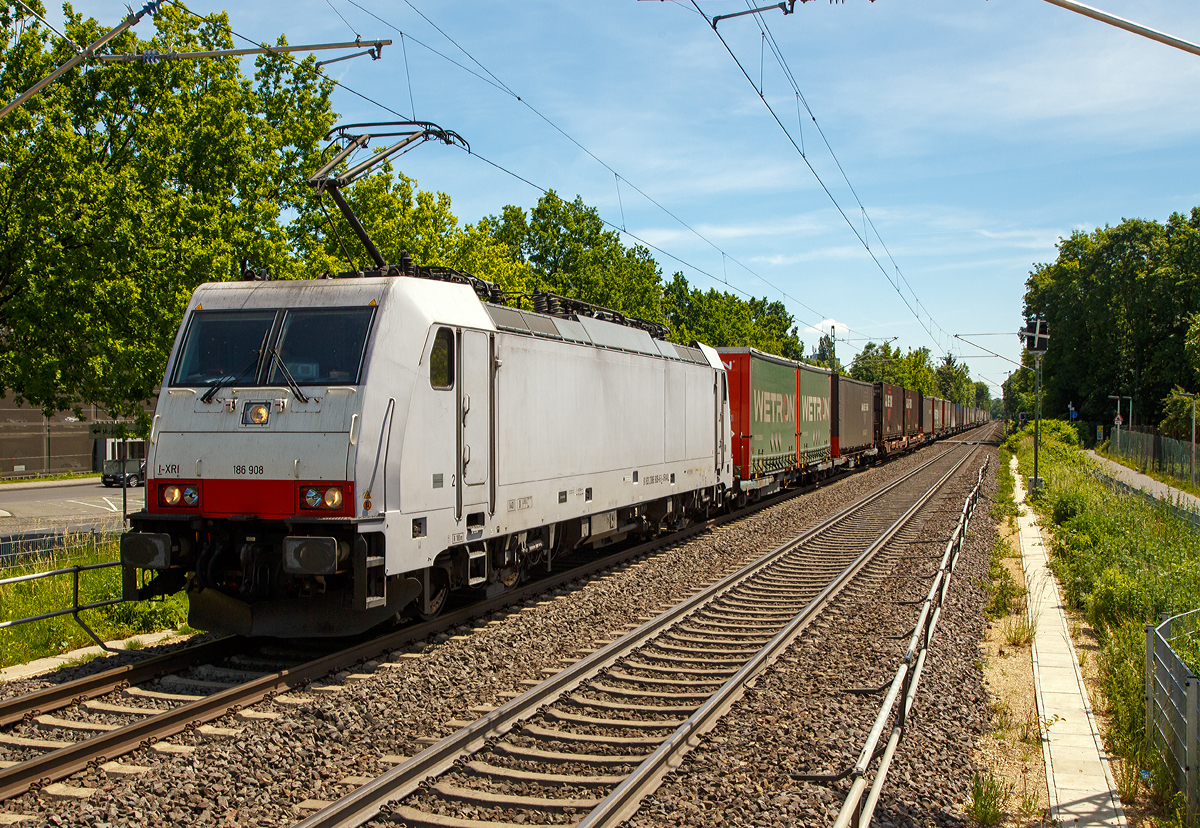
[50,0,1200,393]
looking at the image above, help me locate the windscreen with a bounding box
[171,310,276,388]
[267,307,375,385]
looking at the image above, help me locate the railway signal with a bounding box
[1021,317,1049,491]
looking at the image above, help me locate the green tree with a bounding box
[1159,385,1198,440]
[291,165,532,292]
[663,274,803,357]
[814,333,842,373]
[1024,209,1200,427]
[974,381,992,410]
[0,4,334,427]
[480,190,666,324]
[849,341,901,385]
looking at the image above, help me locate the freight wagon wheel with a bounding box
[418,568,450,621]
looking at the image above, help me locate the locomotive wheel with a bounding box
[498,562,522,588]
[418,568,450,621]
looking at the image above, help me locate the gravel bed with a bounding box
[627,445,998,828]
[0,445,954,827]
[0,631,223,704]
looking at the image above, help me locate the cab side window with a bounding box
[430,328,454,389]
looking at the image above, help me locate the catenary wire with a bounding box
[337,0,890,346]
[749,4,953,349]
[700,0,952,356]
[159,0,874,357]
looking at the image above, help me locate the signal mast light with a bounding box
[1023,318,1050,353]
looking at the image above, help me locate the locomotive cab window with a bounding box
[267,307,374,386]
[171,309,278,388]
[172,306,374,388]
[430,328,454,389]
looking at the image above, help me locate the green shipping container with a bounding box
[797,363,832,467]
[718,348,831,479]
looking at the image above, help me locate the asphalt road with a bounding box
[0,479,144,521]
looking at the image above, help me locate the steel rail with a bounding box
[0,636,243,728]
[0,444,921,802]
[833,455,991,828]
[293,442,973,828]
[576,443,980,827]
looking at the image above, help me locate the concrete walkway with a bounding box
[1013,458,1125,827]
[0,629,181,682]
[1087,450,1200,513]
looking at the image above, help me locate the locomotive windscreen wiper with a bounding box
[200,329,270,404]
[266,347,311,404]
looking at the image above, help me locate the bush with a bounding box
[1051,491,1087,525]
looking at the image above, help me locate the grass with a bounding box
[967,772,1011,827]
[1094,443,1200,502]
[985,539,1026,620]
[1008,419,1200,827]
[0,536,188,669]
[0,471,101,485]
[1001,611,1036,647]
[991,449,1020,524]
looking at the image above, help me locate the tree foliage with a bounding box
[0,6,814,423]
[848,342,981,404]
[1021,209,1200,428]
[0,3,334,423]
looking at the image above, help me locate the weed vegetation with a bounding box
[968,772,1012,827]
[1006,418,1200,824]
[0,536,187,669]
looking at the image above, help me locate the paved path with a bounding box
[1013,458,1125,827]
[0,630,182,683]
[1086,450,1200,513]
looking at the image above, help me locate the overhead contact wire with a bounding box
[340,0,874,341]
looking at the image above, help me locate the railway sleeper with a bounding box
[521,723,663,748]
[490,741,645,766]
[463,760,624,788]
[542,708,684,730]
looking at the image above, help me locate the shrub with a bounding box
[968,773,1011,827]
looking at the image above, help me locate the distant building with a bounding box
[0,395,149,479]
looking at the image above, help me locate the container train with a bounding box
[118,265,988,637]
[118,121,988,637]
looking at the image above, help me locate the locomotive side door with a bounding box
[457,329,492,518]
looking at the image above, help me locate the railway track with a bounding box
[0,437,963,805]
[294,437,984,828]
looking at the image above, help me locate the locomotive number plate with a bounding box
[232,465,265,476]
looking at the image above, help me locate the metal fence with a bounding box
[1111,429,1198,487]
[1088,465,1200,532]
[832,458,989,828]
[0,559,125,652]
[0,528,120,575]
[1146,609,1200,826]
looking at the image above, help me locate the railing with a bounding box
[1111,429,1198,488]
[829,457,989,828]
[0,560,127,653]
[0,528,121,575]
[1146,609,1200,827]
[1088,465,1200,532]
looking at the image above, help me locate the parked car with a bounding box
[102,458,146,488]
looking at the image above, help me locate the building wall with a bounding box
[0,396,151,478]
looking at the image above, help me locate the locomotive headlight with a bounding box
[162,485,182,506]
[182,485,199,506]
[243,402,270,425]
[299,484,349,512]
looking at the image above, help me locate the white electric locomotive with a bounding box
[120,266,733,636]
